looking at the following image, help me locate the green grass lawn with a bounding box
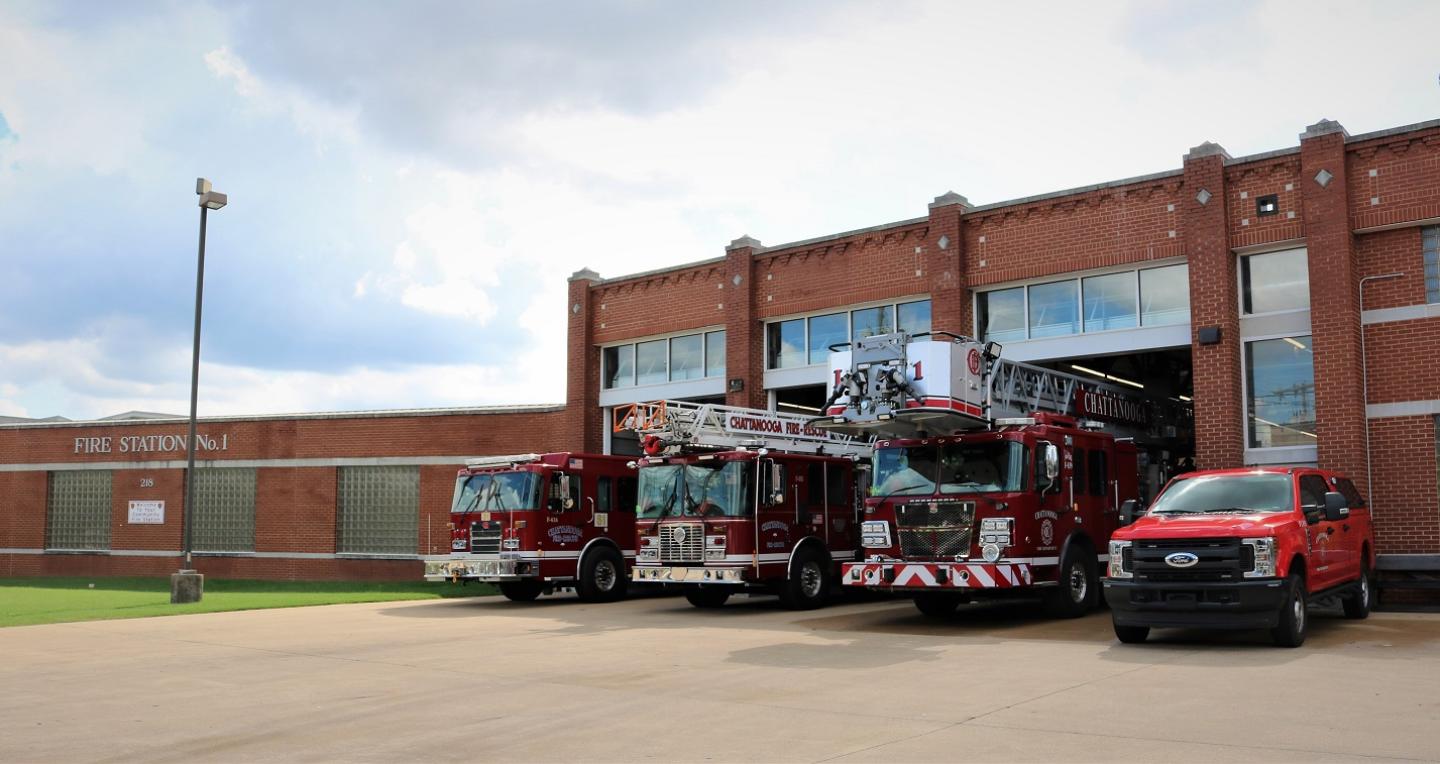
[0,577,495,628]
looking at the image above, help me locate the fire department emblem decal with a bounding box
[1040,518,1055,546]
[547,526,582,543]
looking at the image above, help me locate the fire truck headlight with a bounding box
[861,521,892,548]
[982,543,1001,563]
[1108,540,1132,579]
[978,517,1014,549]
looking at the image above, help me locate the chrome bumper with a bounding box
[632,565,746,585]
[423,557,536,582]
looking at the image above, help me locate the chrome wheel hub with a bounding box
[1068,563,1088,603]
[1293,591,1305,631]
[800,562,823,599]
[595,560,617,591]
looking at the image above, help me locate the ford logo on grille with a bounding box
[1165,552,1199,568]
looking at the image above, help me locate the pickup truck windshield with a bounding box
[1149,473,1293,514]
[637,462,752,518]
[452,471,541,513]
[873,442,1024,496]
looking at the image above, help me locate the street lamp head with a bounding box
[195,178,211,195]
[200,191,228,210]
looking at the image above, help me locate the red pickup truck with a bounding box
[1103,467,1374,647]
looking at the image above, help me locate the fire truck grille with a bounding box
[469,527,502,555]
[1132,537,1244,582]
[659,523,704,562]
[894,502,975,560]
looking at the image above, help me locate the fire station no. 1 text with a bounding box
[73,434,231,454]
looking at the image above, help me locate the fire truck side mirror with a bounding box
[760,460,785,506]
[1035,442,1060,492]
[1120,499,1143,526]
[549,474,574,511]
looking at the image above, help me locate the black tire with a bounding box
[499,581,543,602]
[577,546,628,603]
[778,548,831,610]
[1342,559,1373,620]
[1113,623,1149,644]
[685,588,730,608]
[913,592,961,618]
[1270,572,1308,647]
[1044,543,1098,618]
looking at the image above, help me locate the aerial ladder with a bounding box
[613,399,873,459]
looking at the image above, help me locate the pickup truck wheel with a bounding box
[577,546,627,603]
[1113,622,1149,644]
[1270,573,1307,647]
[685,588,730,608]
[499,581,543,602]
[1342,560,1373,620]
[913,592,961,618]
[778,549,830,610]
[1044,545,1097,618]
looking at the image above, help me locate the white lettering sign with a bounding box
[724,414,833,442]
[73,433,230,456]
[128,500,165,524]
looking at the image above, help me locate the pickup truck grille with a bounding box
[470,527,502,555]
[659,523,704,562]
[1132,537,1245,582]
[895,501,975,560]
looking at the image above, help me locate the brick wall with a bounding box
[1357,227,1429,311]
[1367,415,1440,554]
[1225,156,1304,250]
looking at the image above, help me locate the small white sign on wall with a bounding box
[128,500,165,524]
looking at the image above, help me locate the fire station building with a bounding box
[3,116,1440,580]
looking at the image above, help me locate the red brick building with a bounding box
[3,116,1438,580]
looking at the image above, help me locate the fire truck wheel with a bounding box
[578,546,627,603]
[685,588,730,608]
[499,581,543,602]
[779,549,830,610]
[1342,559,1373,619]
[1044,544,1098,618]
[1270,572,1308,648]
[1112,622,1149,644]
[913,592,961,618]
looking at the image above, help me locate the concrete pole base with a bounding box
[171,570,205,604]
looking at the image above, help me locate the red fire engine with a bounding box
[813,331,1181,617]
[615,400,872,610]
[422,452,638,602]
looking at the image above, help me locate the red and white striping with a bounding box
[842,562,1033,589]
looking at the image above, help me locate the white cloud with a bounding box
[204,45,361,152]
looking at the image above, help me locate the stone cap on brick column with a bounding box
[1301,118,1349,141]
[726,234,763,252]
[929,190,970,210]
[568,267,602,282]
[1184,141,1231,162]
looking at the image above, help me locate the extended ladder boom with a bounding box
[614,400,872,458]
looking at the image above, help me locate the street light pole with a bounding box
[173,178,227,605]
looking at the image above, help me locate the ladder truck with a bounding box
[422,452,639,603]
[614,400,872,610]
[810,330,1187,618]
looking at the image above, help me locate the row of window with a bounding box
[44,466,421,556]
[603,330,725,390]
[977,264,1190,342]
[767,299,931,369]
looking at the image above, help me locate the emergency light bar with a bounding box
[464,453,541,469]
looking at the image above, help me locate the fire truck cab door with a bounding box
[545,471,585,559]
[756,459,792,562]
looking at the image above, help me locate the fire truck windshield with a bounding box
[1148,473,1293,514]
[873,442,1025,496]
[451,472,542,513]
[638,461,752,518]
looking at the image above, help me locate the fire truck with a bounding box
[422,452,638,603]
[615,400,872,610]
[813,331,1188,618]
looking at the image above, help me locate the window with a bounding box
[1072,448,1087,495]
[1140,264,1190,326]
[1298,474,1328,508]
[191,467,256,552]
[46,470,111,550]
[1242,249,1309,314]
[617,475,638,513]
[635,340,667,385]
[807,313,847,365]
[1425,227,1439,304]
[1082,272,1137,332]
[897,300,932,335]
[596,476,612,512]
[767,318,806,369]
[851,306,894,341]
[1089,449,1108,497]
[826,463,845,506]
[807,462,825,509]
[337,466,419,555]
[1028,280,1079,338]
[1256,194,1279,216]
[1334,477,1365,508]
[705,331,726,378]
[977,287,1026,342]
[602,345,634,389]
[1245,336,1316,449]
[669,335,703,381]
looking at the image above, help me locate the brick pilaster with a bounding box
[566,268,603,453]
[925,191,970,335]
[724,236,766,410]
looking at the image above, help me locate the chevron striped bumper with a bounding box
[842,561,1034,589]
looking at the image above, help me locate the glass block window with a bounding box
[337,466,420,555]
[191,467,256,552]
[1424,226,1439,304]
[46,470,111,550]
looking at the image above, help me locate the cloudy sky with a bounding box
[1,1,1436,420]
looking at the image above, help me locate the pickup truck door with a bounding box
[1297,473,1338,590]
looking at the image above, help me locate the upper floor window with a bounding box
[603,330,726,389]
[977,264,1188,342]
[767,299,930,369]
[1424,226,1439,304]
[1241,248,1309,315]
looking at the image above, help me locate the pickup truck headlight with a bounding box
[1243,537,1276,578]
[1108,540,1132,579]
[860,520,892,548]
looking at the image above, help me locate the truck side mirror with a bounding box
[1323,491,1348,522]
[770,461,785,505]
[1035,442,1059,493]
[1120,499,1143,526]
